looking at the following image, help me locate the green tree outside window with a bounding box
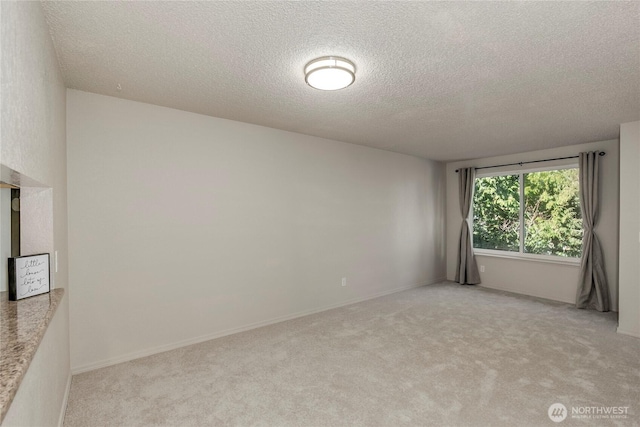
[472,168,582,258]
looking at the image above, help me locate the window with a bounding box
[472,166,582,259]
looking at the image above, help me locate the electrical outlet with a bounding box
[480,265,485,273]
[341,277,347,287]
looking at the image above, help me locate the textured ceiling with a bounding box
[42,1,639,161]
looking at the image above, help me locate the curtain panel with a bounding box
[455,167,481,285]
[576,151,610,312]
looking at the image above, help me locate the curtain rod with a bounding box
[454,152,605,173]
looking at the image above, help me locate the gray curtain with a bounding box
[455,167,481,285]
[576,151,609,312]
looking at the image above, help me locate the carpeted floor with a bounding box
[64,282,640,426]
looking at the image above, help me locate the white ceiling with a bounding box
[42,1,639,162]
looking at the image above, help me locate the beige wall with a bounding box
[0,1,70,426]
[446,139,619,309]
[618,121,640,337]
[67,90,446,373]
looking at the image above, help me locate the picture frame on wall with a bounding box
[8,253,50,301]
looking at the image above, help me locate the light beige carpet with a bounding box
[64,282,640,426]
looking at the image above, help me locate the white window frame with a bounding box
[471,162,581,266]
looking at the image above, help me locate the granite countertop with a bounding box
[0,288,64,423]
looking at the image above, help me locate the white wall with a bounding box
[0,1,70,425]
[67,90,446,372]
[618,121,640,337]
[445,139,619,309]
[0,189,10,291]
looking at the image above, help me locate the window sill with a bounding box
[473,249,581,266]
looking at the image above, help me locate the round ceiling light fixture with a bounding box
[304,56,356,91]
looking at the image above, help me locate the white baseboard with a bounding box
[478,283,575,305]
[57,373,71,427]
[478,283,621,313]
[617,326,640,339]
[72,277,446,375]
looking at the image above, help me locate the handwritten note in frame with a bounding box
[8,253,50,301]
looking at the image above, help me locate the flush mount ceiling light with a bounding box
[304,56,356,91]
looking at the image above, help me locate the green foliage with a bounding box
[473,175,520,251]
[472,169,582,257]
[523,169,582,257]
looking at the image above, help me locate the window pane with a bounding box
[524,169,582,257]
[473,175,520,252]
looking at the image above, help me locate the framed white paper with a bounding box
[8,253,50,301]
